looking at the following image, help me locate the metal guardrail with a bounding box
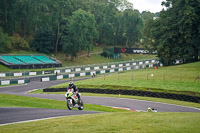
[0,59,159,79]
[40,62,158,82]
[0,59,160,86]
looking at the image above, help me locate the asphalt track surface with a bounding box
[0,79,200,125]
[0,107,99,125]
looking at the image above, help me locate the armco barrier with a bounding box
[0,78,30,86]
[41,63,159,82]
[1,59,160,78]
[43,88,200,103]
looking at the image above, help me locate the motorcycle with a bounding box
[65,89,84,110]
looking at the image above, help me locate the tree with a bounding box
[144,0,200,65]
[51,0,73,54]
[0,27,12,53]
[0,0,148,54]
[122,9,143,47]
[61,9,97,60]
[31,29,55,53]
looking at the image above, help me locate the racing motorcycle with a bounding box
[65,89,84,110]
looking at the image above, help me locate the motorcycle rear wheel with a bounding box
[78,99,84,110]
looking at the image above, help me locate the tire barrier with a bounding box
[43,88,200,103]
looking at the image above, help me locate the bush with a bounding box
[0,27,12,53]
[12,36,30,50]
[101,51,108,57]
[101,51,114,58]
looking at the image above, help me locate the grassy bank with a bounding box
[51,62,200,96]
[0,112,199,133]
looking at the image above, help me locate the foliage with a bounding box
[101,51,114,58]
[61,9,97,60]
[0,27,12,53]
[12,35,30,50]
[31,29,55,53]
[2,0,199,65]
[143,0,200,66]
[0,0,147,56]
[123,9,143,47]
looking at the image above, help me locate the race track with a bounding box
[0,107,99,126]
[0,79,200,125]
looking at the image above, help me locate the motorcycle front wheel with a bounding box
[67,99,73,110]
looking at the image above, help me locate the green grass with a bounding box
[0,64,11,72]
[51,62,200,96]
[0,112,199,133]
[0,94,126,112]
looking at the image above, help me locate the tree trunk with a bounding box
[126,37,129,47]
[71,55,74,61]
[55,21,60,55]
[87,45,91,57]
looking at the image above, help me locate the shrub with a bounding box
[0,27,12,53]
[101,51,114,58]
[12,36,30,50]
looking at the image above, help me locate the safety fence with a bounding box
[40,61,160,82]
[0,59,159,79]
[0,78,30,86]
[43,88,200,103]
[0,59,160,86]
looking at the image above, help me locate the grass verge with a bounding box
[0,112,199,133]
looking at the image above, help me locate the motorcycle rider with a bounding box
[67,81,80,100]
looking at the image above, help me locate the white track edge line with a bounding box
[0,113,93,126]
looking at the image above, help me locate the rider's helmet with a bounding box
[69,81,74,87]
